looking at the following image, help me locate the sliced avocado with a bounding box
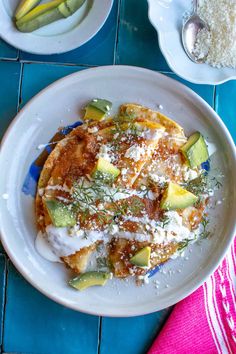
[16,0,85,33]
[69,271,111,291]
[160,182,198,210]
[15,0,40,20]
[16,0,64,26]
[92,157,120,182]
[84,99,112,121]
[130,246,151,267]
[46,200,76,227]
[58,2,71,17]
[66,0,85,13]
[180,132,209,168]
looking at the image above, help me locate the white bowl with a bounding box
[0,0,113,55]
[148,0,236,85]
[0,66,235,316]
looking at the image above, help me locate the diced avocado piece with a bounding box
[84,99,112,121]
[160,182,198,210]
[69,271,111,291]
[130,246,151,267]
[180,132,209,168]
[46,200,76,227]
[92,157,120,181]
[15,0,40,20]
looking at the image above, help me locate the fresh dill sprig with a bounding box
[97,257,108,269]
[184,173,208,195]
[178,239,191,253]
[161,215,170,228]
[211,176,223,190]
[200,215,211,239]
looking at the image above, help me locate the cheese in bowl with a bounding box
[35,99,210,291]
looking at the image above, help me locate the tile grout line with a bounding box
[17,62,24,112]
[97,316,103,354]
[0,258,8,354]
[213,85,217,111]
[113,0,122,65]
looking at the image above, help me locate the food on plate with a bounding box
[35,99,211,290]
[192,0,236,68]
[15,0,86,32]
[15,0,40,20]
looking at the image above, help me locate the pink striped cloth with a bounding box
[148,238,236,354]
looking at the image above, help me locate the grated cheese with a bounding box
[193,0,236,68]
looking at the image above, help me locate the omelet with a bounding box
[35,101,209,283]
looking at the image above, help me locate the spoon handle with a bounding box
[193,0,198,14]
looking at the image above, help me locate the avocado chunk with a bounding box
[160,182,198,210]
[16,0,85,33]
[180,132,209,168]
[69,271,111,291]
[46,200,76,227]
[92,157,120,182]
[84,99,112,121]
[58,2,71,17]
[130,246,151,267]
[15,0,40,20]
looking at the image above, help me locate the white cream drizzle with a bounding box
[36,211,195,261]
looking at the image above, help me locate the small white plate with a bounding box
[0,66,235,316]
[148,0,236,85]
[0,0,113,55]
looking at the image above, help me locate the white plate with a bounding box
[148,0,236,85]
[0,0,113,55]
[0,66,235,317]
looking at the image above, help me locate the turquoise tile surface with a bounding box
[100,309,172,354]
[116,0,170,71]
[0,39,18,60]
[20,63,85,108]
[20,1,119,66]
[215,81,236,143]
[0,62,21,140]
[0,256,6,348]
[166,73,214,107]
[3,262,99,354]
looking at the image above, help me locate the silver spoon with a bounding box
[182,0,210,63]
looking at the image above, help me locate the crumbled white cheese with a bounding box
[88,126,98,133]
[97,144,113,162]
[121,168,128,175]
[109,224,119,235]
[2,193,9,200]
[183,168,198,182]
[149,173,170,185]
[125,145,146,162]
[193,0,236,68]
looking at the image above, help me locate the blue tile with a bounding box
[166,73,214,106]
[100,309,172,354]
[116,0,170,71]
[0,255,6,348]
[3,262,99,354]
[20,0,118,66]
[0,61,21,140]
[0,39,18,60]
[20,63,85,107]
[215,81,236,143]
